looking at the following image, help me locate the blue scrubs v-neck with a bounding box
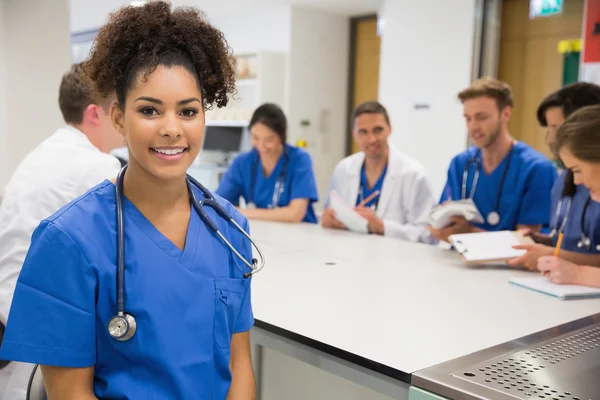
[123,196,200,269]
[356,163,387,208]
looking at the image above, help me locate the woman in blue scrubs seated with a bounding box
[430,77,557,242]
[537,105,600,287]
[216,103,319,223]
[508,82,600,271]
[0,2,256,398]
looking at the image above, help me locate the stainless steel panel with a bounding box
[412,314,600,400]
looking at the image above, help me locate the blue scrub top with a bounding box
[216,144,319,223]
[440,141,557,231]
[0,181,254,399]
[356,163,387,208]
[550,170,600,253]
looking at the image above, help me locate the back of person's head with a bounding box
[458,77,514,110]
[537,82,600,126]
[58,63,93,125]
[537,83,600,196]
[352,101,390,127]
[249,103,287,144]
[553,104,600,164]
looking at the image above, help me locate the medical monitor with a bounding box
[202,125,244,153]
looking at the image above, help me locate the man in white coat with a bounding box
[0,63,122,399]
[321,101,436,244]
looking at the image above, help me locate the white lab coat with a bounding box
[325,144,437,244]
[0,126,121,400]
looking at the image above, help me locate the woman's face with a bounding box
[250,122,283,159]
[544,106,565,149]
[112,65,204,182]
[560,147,600,202]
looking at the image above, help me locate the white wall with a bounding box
[378,0,476,198]
[287,6,349,207]
[0,0,72,192]
[0,2,7,194]
[209,6,292,55]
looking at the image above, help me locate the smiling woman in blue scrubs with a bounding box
[216,103,319,223]
[508,82,600,271]
[0,2,255,399]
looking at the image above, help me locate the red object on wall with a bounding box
[583,0,600,63]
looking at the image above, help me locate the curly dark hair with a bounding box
[82,1,236,110]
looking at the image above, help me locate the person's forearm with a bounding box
[574,265,600,288]
[227,362,256,400]
[560,251,600,267]
[241,206,303,223]
[530,232,553,246]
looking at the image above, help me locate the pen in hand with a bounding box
[357,190,380,207]
[545,233,564,277]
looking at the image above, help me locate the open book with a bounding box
[510,276,600,300]
[328,190,369,234]
[428,199,484,229]
[448,230,533,264]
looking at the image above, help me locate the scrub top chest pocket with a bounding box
[214,277,246,348]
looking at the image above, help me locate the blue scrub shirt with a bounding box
[356,163,387,209]
[440,141,557,231]
[216,144,319,223]
[550,170,600,252]
[0,181,254,399]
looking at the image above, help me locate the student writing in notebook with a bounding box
[321,102,437,243]
[508,83,600,271]
[430,78,557,243]
[537,105,600,287]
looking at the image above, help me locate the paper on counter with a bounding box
[329,190,369,234]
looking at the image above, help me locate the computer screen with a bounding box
[202,126,244,153]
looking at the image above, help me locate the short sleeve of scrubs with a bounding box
[289,151,319,203]
[518,161,557,225]
[233,217,254,333]
[439,157,460,203]
[216,157,245,206]
[0,221,97,367]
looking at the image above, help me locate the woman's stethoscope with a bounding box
[461,144,514,226]
[108,166,266,342]
[248,151,289,209]
[549,195,596,250]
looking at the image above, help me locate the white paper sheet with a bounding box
[448,230,527,262]
[329,190,369,234]
[428,199,485,229]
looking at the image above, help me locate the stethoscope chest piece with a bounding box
[487,211,500,226]
[108,313,137,341]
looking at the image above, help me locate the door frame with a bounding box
[346,14,379,157]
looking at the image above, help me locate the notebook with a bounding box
[328,190,369,234]
[509,276,600,300]
[428,199,485,229]
[448,230,533,264]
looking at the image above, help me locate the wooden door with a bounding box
[349,17,381,154]
[498,0,584,157]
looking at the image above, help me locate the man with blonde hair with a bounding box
[430,77,557,242]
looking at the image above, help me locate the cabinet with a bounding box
[205,51,287,124]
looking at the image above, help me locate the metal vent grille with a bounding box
[452,325,600,399]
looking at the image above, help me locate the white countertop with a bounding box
[247,220,600,375]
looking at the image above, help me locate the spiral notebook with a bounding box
[509,276,600,300]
